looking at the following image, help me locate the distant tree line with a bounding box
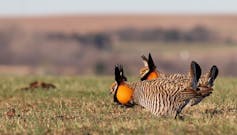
[47,32,112,50]
[46,25,220,49]
[116,26,217,42]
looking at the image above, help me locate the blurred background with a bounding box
[0,0,237,76]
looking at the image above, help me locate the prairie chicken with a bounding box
[110,62,212,118]
[139,53,218,106]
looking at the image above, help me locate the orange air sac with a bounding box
[116,83,133,104]
[147,71,159,80]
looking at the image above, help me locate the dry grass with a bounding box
[0,76,236,135]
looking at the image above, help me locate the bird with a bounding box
[110,62,212,118]
[139,53,218,106]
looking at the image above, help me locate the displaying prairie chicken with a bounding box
[110,62,213,118]
[139,53,218,106]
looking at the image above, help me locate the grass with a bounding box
[0,76,236,135]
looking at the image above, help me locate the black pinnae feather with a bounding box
[115,65,121,84]
[119,64,127,81]
[148,53,156,70]
[140,53,157,81]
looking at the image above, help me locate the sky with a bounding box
[0,0,237,16]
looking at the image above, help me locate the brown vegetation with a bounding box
[20,81,56,91]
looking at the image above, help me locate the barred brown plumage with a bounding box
[139,53,218,106]
[110,62,211,118]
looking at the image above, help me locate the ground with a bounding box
[0,76,236,135]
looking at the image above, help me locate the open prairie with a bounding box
[0,15,237,76]
[0,76,236,134]
[0,15,236,134]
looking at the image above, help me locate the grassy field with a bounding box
[0,76,236,135]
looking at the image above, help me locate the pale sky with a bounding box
[0,0,237,16]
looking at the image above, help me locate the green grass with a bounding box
[0,76,236,135]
